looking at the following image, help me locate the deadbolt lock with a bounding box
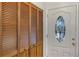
[72,38,75,41]
[72,42,75,46]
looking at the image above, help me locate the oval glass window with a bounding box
[55,16,65,42]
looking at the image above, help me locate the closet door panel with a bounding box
[20,2,29,50]
[29,5,37,57]
[2,2,17,56]
[19,2,29,56]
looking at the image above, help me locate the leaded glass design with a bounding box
[55,16,65,42]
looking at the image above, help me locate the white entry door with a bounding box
[47,5,77,57]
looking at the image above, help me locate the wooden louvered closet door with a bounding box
[2,2,18,56]
[29,5,37,57]
[0,2,43,57]
[19,2,29,57]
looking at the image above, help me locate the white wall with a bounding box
[44,2,77,10]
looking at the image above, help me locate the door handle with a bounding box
[72,38,75,46]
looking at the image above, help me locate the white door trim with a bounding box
[76,3,79,56]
